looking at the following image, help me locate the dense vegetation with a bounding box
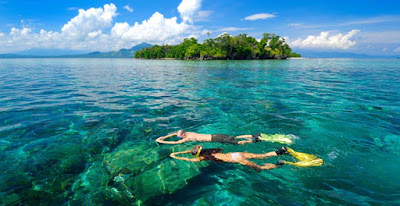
[134,33,301,60]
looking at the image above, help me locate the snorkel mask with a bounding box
[195,146,202,157]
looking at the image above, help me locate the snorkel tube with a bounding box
[195,146,203,157]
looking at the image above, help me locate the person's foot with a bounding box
[277,160,285,166]
[253,166,261,172]
[275,146,288,155]
[252,133,261,142]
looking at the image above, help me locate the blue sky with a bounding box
[0,0,399,55]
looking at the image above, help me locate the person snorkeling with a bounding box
[156,129,296,145]
[170,146,324,171]
[170,145,290,171]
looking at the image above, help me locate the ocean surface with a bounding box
[0,58,399,205]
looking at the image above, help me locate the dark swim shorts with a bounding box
[211,134,238,144]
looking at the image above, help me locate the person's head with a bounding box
[191,145,203,157]
[177,130,186,138]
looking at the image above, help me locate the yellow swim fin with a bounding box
[259,133,294,144]
[286,147,318,161]
[283,147,324,167]
[283,159,324,167]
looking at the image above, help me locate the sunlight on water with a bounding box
[0,58,399,205]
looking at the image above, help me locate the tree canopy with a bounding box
[134,33,301,60]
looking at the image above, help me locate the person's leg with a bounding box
[259,163,280,170]
[235,135,252,139]
[236,134,260,144]
[240,151,278,159]
[237,159,279,171]
[237,140,253,145]
[237,159,263,171]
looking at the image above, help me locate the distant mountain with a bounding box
[297,50,397,59]
[0,42,153,58]
[69,43,153,58]
[0,54,24,58]
[15,48,86,56]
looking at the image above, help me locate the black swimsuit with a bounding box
[211,134,238,144]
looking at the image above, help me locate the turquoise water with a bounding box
[0,58,399,205]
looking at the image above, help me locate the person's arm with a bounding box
[156,133,188,144]
[170,151,203,162]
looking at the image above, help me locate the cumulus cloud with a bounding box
[61,4,116,40]
[177,0,204,24]
[394,47,400,53]
[0,2,202,53]
[244,13,275,21]
[289,30,360,49]
[111,12,194,45]
[124,5,134,12]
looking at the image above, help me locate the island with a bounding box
[134,33,301,60]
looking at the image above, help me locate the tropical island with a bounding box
[134,33,301,60]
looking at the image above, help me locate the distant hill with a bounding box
[297,50,397,59]
[0,43,153,58]
[69,43,153,58]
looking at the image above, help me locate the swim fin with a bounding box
[286,147,318,161]
[282,159,324,167]
[259,133,295,144]
[283,147,324,167]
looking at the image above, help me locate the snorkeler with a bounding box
[156,129,296,145]
[170,145,290,171]
[170,146,324,171]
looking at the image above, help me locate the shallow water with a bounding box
[0,58,399,205]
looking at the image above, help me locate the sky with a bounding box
[0,0,399,55]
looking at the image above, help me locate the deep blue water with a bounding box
[0,58,399,205]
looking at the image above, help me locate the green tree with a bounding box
[134,33,299,60]
[185,44,200,59]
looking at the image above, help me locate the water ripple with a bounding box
[0,58,399,205]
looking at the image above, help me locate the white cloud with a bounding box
[289,30,360,50]
[338,15,400,26]
[244,13,275,21]
[67,7,79,11]
[357,31,400,44]
[394,47,400,53]
[61,4,116,40]
[217,27,253,32]
[0,2,203,53]
[217,32,231,37]
[289,15,400,29]
[111,12,194,45]
[177,0,202,24]
[194,10,212,22]
[124,5,134,12]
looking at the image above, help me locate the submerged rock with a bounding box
[103,143,209,203]
[104,144,160,176]
[69,162,112,205]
